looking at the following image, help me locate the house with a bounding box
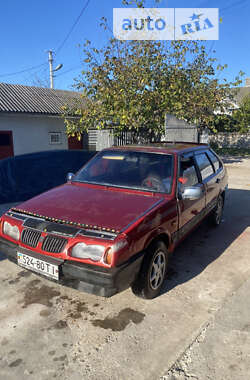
[225,78,250,115]
[0,83,84,160]
[233,78,250,106]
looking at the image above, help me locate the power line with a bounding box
[0,62,47,78]
[220,0,248,14]
[56,65,82,77]
[196,0,248,13]
[56,0,91,55]
[207,0,248,56]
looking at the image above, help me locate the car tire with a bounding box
[131,240,169,299]
[209,194,224,226]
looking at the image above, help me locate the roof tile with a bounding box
[0,82,80,115]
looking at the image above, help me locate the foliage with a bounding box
[122,0,145,7]
[208,114,238,133]
[232,94,250,133]
[122,0,162,7]
[63,4,243,141]
[212,146,250,157]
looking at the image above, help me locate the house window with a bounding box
[49,132,62,145]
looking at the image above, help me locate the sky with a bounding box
[0,0,249,91]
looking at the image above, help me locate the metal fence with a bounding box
[88,129,133,151]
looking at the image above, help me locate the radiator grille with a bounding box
[21,229,41,248]
[42,235,67,253]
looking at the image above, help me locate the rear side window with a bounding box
[195,153,214,180]
[206,150,221,172]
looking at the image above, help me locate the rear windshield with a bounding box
[73,150,174,194]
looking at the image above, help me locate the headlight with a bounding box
[3,221,20,241]
[71,242,105,261]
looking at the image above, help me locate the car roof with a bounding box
[104,142,209,155]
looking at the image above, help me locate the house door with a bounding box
[0,131,14,160]
[68,135,83,150]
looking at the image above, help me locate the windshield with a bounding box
[73,150,174,194]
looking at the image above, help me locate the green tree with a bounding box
[208,114,238,133]
[63,9,242,141]
[233,94,250,133]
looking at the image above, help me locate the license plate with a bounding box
[17,252,59,281]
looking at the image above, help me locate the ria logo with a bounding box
[175,8,219,40]
[181,13,214,35]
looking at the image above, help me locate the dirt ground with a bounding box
[0,157,249,380]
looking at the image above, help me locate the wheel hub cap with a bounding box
[150,251,166,290]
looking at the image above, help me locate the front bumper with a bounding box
[0,237,144,297]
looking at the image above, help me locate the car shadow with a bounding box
[222,156,246,164]
[161,188,250,295]
[0,253,6,262]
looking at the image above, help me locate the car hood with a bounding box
[15,183,164,233]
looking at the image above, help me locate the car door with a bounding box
[194,150,220,212]
[177,152,206,237]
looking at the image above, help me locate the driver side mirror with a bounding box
[182,186,203,200]
[67,172,75,182]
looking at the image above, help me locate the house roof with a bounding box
[232,86,250,105]
[0,82,81,116]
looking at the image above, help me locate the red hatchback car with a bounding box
[0,143,227,299]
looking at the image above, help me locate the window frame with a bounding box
[73,150,175,195]
[178,152,201,188]
[49,132,62,145]
[194,150,216,182]
[205,149,223,174]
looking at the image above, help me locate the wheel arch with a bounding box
[131,233,170,299]
[144,231,171,252]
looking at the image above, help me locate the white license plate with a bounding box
[17,252,59,281]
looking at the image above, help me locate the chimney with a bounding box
[246,78,250,87]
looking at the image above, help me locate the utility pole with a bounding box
[48,50,54,89]
[47,50,63,89]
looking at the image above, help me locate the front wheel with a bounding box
[209,194,224,226]
[131,240,169,299]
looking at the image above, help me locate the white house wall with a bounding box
[0,114,68,155]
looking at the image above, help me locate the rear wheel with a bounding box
[131,240,169,299]
[209,194,224,226]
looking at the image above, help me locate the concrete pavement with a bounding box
[163,274,250,380]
